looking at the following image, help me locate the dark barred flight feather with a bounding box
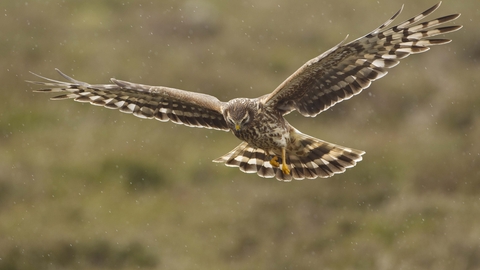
[264,2,461,117]
[29,69,229,131]
[29,2,461,181]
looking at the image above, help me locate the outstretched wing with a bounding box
[263,2,462,116]
[28,69,229,131]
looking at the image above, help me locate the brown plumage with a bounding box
[28,2,461,181]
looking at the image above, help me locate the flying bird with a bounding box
[28,2,461,181]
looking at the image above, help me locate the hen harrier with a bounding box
[29,2,461,181]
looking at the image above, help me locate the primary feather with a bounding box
[265,2,462,117]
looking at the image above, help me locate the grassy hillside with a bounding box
[0,0,478,269]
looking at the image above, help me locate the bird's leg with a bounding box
[266,150,280,167]
[281,147,290,175]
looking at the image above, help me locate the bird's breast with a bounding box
[233,113,289,150]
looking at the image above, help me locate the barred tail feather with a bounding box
[212,142,277,179]
[213,135,365,182]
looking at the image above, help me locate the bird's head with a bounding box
[223,98,255,132]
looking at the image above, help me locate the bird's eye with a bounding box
[241,114,249,124]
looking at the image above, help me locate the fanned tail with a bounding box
[213,133,365,182]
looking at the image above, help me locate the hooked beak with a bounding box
[235,124,241,131]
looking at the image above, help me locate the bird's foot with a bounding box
[269,156,280,167]
[281,163,290,175]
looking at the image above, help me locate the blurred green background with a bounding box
[1,0,478,269]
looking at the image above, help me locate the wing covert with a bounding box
[28,69,229,131]
[263,2,462,116]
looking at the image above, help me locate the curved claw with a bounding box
[270,156,280,167]
[281,163,290,175]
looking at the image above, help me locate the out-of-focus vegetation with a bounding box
[1,0,478,269]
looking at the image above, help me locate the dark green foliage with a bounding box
[102,158,168,191]
[0,240,157,270]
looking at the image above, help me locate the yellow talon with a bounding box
[270,156,280,167]
[281,163,290,175]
